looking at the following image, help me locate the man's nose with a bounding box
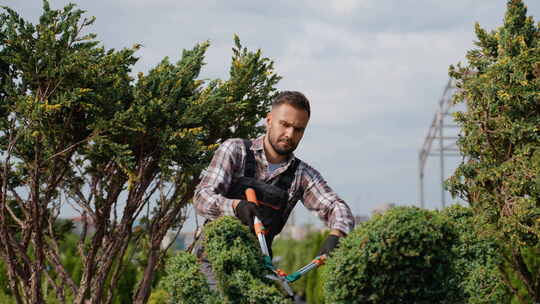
[284,127,294,138]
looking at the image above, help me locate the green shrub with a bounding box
[162,217,291,303]
[441,204,511,303]
[161,251,220,304]
[323,206,459,304]
[204,216,290,304]
[147,289,170,304]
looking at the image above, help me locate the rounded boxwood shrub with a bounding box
[323,206,459,304]
[162,216,291,303]
[204,216,290,304]
[161,251,220,304]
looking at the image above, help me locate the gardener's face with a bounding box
[266,104,309,156]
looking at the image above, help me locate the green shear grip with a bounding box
[285,271,302,283]
[263,255,274,269]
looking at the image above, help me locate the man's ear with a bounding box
[266,112,272,126]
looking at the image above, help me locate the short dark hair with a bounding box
[272,91,311,118]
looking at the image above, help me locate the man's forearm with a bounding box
[194,186,237,219]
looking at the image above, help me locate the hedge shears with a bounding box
[245,188,327,297]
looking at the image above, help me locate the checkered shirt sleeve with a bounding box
[299,163,355,234]
[193,139,242,220]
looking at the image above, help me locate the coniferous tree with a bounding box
[447,0,540,302]
[0,1,280,303]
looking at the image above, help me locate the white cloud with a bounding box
[310,0,372,16]
[4,0,540,220]
[275,18,474,128]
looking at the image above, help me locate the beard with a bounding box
[268,132,297,156]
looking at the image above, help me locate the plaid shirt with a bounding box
[194,136,355,234]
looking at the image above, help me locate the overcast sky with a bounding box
[3,0,540,229]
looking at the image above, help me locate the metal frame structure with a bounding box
[418,78,462,209]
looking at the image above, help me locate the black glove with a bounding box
[317,234,340,256]
[234,200,260,231]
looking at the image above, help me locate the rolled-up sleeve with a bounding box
[300,164,355,234]
[194,139,241,220]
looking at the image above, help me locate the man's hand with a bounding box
[317,234,341,257]
[234,200,260,231]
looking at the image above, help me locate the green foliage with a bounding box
[203,217,263,281]
[441,205,511,303]
[204,217,290,304]
[112,255,140,304]
[0,260,14,303]
[147,289,170,304]
[503,245,540,304]
[323,206,459,304]
[0,293,16,304]
[273,230,326,303]
[161,252,219,304]
[162,217,291,303]
[446,0,540,301]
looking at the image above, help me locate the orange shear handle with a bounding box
[245,188,258,206]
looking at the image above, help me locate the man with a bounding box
[193,91,354,287]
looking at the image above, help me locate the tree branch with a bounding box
[45,211,78,295]
[511,248,535,296]
[499,263,529,304]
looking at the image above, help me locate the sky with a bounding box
[3,0,540,230]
